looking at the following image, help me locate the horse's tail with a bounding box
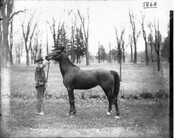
[110,70,120,97]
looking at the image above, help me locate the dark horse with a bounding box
[46,47,120,118]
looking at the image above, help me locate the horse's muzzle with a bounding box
[45,56,50,61]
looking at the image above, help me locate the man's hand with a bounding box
[45,83,48,88]
[42,60,50,67]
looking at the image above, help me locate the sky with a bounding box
[13,0,172,56]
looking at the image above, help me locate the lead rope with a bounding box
[46,62,50,81]
[45,62,50,98]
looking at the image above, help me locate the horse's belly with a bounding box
[74,79,98,89]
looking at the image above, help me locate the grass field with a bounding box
[1,62,170,137]
[10,62,169,99]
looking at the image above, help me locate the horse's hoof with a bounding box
[115,116,120,119]
[66,112,70,116]
[106,112,111,116]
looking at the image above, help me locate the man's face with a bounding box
[38,61,43,64]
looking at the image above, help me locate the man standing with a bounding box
[35,57,50,115]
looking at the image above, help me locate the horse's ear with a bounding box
[61,47,65,53]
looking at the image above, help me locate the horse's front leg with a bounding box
[67,87,76,117]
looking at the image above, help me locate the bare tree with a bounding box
[1,0,26,67]
[147,32,154,62]
[1,0,11,67]
[48,17,58,47]
[140,12,149,65]
[69,12,77,63]
[74,27,86,63]
[154,19,162,71]
[122,39,129,63]
[70,25,76,63]
[48,17,66,49]
[77,9,90,65]
[129,35,133,62]
[21,12,37,66]
[129,11,141,63]
[15,39,23,64]
[114,27,124,81]
[30,29,40,63]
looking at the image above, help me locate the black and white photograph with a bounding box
[0,0,173,137]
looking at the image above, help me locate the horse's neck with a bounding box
[58,53,77,77]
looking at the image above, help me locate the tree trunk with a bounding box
[71,26,75,63]
[24,39,30,66]
[156,43,161,71]
[122,49,125,63]
[9,20,13,65]
[142,30,149,65]
[30,49,33,64]
[98,44,100,63]
[150,43,154,62]
[18,55,21,64]
[77,10,90,66]
[145,41,149,65]
[9,51,13,65]
[130,44,133,62]
[0,19,2,67]
[133,39,137,63]
[26,51,29,66]
[119,49,122,81]
[129,11,140,64]
[120,60,122,81]
[2,16,9,67]
[141,14,149,65]
[157,51,160,71]
[86,41,89,65]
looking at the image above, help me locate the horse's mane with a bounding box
[60,52,80,69]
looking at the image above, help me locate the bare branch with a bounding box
[136,31,141,40]
[120,28,125,41]
[9,9,27,22]
[30,23,37,40]
[77,10,87,40]
[114,26,119,41]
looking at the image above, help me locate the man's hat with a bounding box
[35,57,44,63]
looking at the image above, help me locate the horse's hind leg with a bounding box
[102,88,113,115]
[113,98,120,118]
[107,96,113,116]
[106,93,120,118]
[67,87,76,117]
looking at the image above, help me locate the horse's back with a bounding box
[79,68,114,90]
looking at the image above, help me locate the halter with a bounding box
[54,51,63,60]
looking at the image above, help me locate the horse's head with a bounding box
[45,47,65,61]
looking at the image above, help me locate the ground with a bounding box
[1,62,170,137]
